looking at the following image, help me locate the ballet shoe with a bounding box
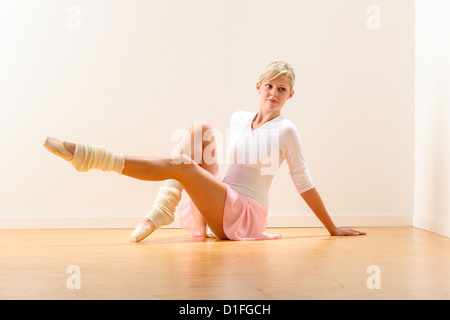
[43,136,73,162]
[130,221,156,242]
[206,225,216,238]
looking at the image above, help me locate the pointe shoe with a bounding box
[206,225,216,238]
[130,221,156,242]
[43,136,73,162]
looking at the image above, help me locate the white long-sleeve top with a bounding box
[222,111,315,211]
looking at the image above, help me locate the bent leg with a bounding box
[178,120,219,174]
[122,155,228,239]
[138,120,221,238]
[176,121,220,236]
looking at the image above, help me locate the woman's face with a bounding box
[256,74,294,113]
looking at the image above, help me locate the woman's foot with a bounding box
[42,136,75,161]
[42,136,124,173]
[130,217,157,242]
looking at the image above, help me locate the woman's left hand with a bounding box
[329,227,367,236]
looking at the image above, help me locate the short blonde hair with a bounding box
[258,61,295,93]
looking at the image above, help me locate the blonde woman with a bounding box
[43,61,366,241]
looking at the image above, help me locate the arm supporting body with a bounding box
[300,188,366,236]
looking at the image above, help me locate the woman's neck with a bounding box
[251,110,281,130]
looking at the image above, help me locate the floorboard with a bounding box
[0,227,449,300]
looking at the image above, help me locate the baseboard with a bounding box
[0,216,155,229]
[413,214,450,238]
[0,213,412,229]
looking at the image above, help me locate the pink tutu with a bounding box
[178,171,282,241]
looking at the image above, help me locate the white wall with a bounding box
[414,0,450,237]
[0,0,414,229]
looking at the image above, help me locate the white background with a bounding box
[0,0,416,228]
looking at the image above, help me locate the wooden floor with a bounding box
[0,227,449,300]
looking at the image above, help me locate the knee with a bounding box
[184,121,217,165]
[190,121,217,149]
[200,121,214,132]
[188,121,214,136]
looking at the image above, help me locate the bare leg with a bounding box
[177,121,219,236]
[138,121,220,237]
[47,126,227,239]
[122,154,228,239]
[127,120,224,238]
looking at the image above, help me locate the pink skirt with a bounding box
[178,171,282,241]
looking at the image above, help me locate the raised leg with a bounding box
[43,124,227,240]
